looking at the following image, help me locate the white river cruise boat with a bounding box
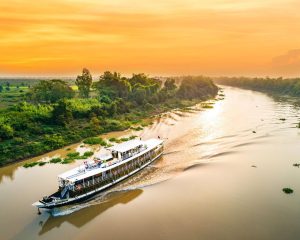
[33,138,164,209]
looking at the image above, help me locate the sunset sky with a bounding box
[1,0,300,77]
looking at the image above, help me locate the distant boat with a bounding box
[33,138,164,209]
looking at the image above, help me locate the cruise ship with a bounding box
[33,138,164,209]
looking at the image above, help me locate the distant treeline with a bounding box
[0,78,74,87]
[0,70,218,166]
[215,77,300,96]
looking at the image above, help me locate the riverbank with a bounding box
[0,96,218,167]
[0,73,219,167]
[215,77,300,97]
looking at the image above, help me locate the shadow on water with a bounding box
[183,162,211,172]
[0,161,26,184]
[38,189,143,236]
[201,150,238,159]
[0,166,16,184]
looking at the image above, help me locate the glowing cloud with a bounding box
[0,0,299,76]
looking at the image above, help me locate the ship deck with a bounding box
[58,138,163,183]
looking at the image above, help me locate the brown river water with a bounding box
[1,86,300,240]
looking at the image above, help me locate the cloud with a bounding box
[271,49,300,76]
[1,0,300,76]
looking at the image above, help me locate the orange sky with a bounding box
[1,0,300,77]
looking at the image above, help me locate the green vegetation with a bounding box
[130,126,144,131]
[215,77,300,96]
[109,135,137,143]
[66,152,80,158]
[49,157,62,163]
[61,159,75,164]
[83,151,94,157]
[38,161,47,166]
[201,103,214,109]
[83,137,107,146]
[282,188,294,194]
[27,79,74,103]
[293,163,300,168]
[129,135,137,140]
[61,150,94,163]
[0,72,218,166]
[23,162,39,168]
[75,68,93,98]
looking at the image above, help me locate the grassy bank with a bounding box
[0,72,218,167]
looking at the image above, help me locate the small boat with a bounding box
[32,138,164,209]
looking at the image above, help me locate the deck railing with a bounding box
[69,146,163,198]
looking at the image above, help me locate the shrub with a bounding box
[202,104,213,109]
[23,162,39,168]
[129,135,137,140]
[282,188,294,194]
[66,152,80,158]
[49,157,62,163]
[61,159,75,164]
[109,137,117,142]
[120,137,129,142]
[83,137,107,146]
[83,151,94,157]
[130,126,143,131]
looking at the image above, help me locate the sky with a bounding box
[1,0,300,77]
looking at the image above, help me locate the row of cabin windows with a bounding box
[74,148,159,187]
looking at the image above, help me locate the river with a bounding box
[1,86,300,240]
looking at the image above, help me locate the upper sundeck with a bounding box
[58,138,163,183]
[108,139,144,153]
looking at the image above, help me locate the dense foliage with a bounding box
[215,77,300,96]
[27,79,75,103]
[0,70,218,166]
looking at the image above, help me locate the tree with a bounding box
[164,78,177,91]
[0,85,3,92]
[177,76,218,99]
[51,99,73,126]
[28,79,74,103]
[75,68,93,98]
[93,71,131,100]
[130,84,147,105]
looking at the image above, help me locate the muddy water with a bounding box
[2,86,300,240]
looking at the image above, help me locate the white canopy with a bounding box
[108,139,143,153]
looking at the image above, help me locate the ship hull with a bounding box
[34,151,163,209]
